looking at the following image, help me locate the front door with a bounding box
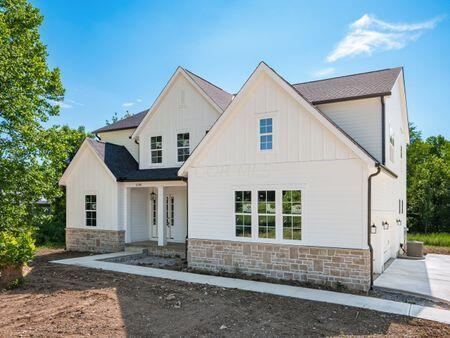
[166,195,174,239]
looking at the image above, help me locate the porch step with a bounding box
[125,241,186,259]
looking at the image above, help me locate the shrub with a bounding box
[408,233,450,248]
[0,231,36,268]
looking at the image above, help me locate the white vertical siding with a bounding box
[98,129,139,161]
[66,147,118,230]
[139,74,220,169]
[318,98,382,162]
[188,73,368,249]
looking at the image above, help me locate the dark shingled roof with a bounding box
[88,139,182,182]
[184,69,233,110]
[93,109,149,134]
[92,67,401,136]
[293,67,402,104]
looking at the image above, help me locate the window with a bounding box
[85,195,97,226]
[282,190,302,240]
[177,133,190,162]
[259,118,273,151]
[389,125,395,162]
[235,191,251,237]
[258,190,276,238]
[151,136,162,163]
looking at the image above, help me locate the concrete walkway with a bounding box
[374,254,450,303]
[52,252,450,325]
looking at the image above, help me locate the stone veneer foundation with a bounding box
[66,228,125,253]
[187,239,371,291]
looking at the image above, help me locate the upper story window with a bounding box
[177,133,190,162]
[389,124,395,163]
[151,136,162,164]
[85,195,97,227]
[259,118,273,151]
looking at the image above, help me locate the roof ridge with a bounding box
[184,68,232,95]
[293,67,402,86]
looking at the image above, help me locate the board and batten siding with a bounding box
[97,129,139,161]
[66,147,119,231]
[138,74,221,169]
[188,73,369,249]
[318,97,382,162]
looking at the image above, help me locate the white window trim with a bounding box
[176,131,190,163]
[257,114,276,153]
[232,184,307,245]
[150,135,164,166]
[84,192,98,228]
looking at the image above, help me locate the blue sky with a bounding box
[33,0,450,137]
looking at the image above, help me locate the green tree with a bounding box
[0,0,64,234]
[106,110,133,125]
[407,123,450,233]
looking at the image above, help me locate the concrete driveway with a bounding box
[374,254,450,303]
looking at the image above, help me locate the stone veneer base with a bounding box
[66,228,125,253]
[187,239,371,292]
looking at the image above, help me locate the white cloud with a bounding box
[122,102,134,107]
[326,14,445,62]
[65,99,85,107]
[136,98,143,103]
[313,67,336,77]
[49,100,73,109]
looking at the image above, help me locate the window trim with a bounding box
[150,135,163,165]
[234,191,252,238]
[177,132,190,163]
[232,185,306,244]
[85,194,97,227]
[258,116,274,152]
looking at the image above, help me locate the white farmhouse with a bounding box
[60,62,409,291]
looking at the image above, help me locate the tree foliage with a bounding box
[0,0,64,233]
[106,110,132,125]
[407,123,450,233]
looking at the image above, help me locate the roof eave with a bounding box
[312,92,392,105]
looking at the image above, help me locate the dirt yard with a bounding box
[0,249,449,337]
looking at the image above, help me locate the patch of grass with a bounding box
[408,233,450,248]
[36,241,65,249]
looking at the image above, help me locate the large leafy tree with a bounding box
[0,0,64,232]
[407,124,450,233]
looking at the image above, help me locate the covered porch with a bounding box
[120,179,187,250]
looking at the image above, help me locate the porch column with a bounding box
[157,185,166,246]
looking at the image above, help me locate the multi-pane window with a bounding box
[235,191,251,237]
[259,118,273,150]
[85,195,97,227]
[258,190,276,239]
[177,133,190,162]
[151,136,162,163]
[282,190,302,240]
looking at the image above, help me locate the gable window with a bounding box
[259,118,273,151]
[235,191,251,237]
[177,133,190,162]
[389,125,395,163]
[151,136,162,164]
[85,195,97,227]
[282,190,302,240]
[258,190,276,239]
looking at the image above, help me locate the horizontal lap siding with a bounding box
[189,160,366,249]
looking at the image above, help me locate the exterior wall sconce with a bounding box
[396,219,402,226]
[382,221,389,230]
[371,223,377,234]
[150,192,156,200]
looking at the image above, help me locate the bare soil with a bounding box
[0,249,449,337]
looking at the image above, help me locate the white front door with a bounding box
[166,194,174,239]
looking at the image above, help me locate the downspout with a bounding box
[368,164,381,288]
[183,177,189,261]
[381,96,386,165]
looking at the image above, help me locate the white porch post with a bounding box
[123,187,129,243]
[157,185,166,246]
